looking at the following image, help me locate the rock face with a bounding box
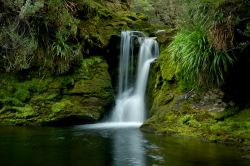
[0,0,161,126]
[77,0,152,55]
[0,56,114,126]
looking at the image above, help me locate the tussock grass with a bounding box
[169,2,236,88]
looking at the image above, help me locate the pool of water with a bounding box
[0,125,249,166]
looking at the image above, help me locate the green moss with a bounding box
[74,56,105,79]
[48,97,105,122]
[0,55,114,126]
[178,114,193,125]
[143,103,250,145]
[64,56,113,100]
[14,89,30,102]
[146,54,250,144]
[12,78,52,95]
[51,100,72,114]
[48,79,62,89]
[159,49,176,82]
[145,36,250,145]
[202,0,226,8]
[0,104,37,125]
[31,91,60,102]
[188,119,202,128]
[15,105,36,118]
[0,74,18,98]
[58,77,75,88]
[0,98,23,106]
[211,106,240,120]
[77,5,150,49]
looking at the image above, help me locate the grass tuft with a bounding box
[169,2,236,88]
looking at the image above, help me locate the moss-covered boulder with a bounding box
[0,56,114,126]
[143,48,250,146]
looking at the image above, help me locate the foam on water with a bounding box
[76,122,142,129]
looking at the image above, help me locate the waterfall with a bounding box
[78,31,159,166]
[110,31,159,123]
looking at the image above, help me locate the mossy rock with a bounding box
[144,85,250,145]
[0,98,24,107]
[0,56,114,126]
[42,98,105,125]
[14,89,30,102]
[144,43,250,145]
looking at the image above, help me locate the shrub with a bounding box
[169,2,236,88]
[0,19,38,72]
[0,0,82,74]
[131,0,181,25]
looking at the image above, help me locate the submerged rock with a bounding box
[0,56,114,126]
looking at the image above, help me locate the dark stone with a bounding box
[242,155,250,160]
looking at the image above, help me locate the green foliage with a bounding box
[178,114,193,125]
[81,0,99,18]
[212,106,240,120]
[0,0,82,74]
[14,89,31,102]
[131,0,181,25]
[0,19,38,71]
[244,23,250,37]
[169,2,236,88]
[143,104,250,145]
[169,29,234,87]
[201,0,225,9]
[52,32,82,74]
[0,97,23,107]
[19,0,44,19]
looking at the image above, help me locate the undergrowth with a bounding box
[168,1,237,88]
[0,0,99,74]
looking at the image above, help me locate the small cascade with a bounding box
[110,31,159,123]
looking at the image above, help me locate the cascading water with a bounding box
[82,31,159,128]
[80,31,159,166]
[110,31,159,124]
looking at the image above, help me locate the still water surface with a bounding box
[0,125,249,166]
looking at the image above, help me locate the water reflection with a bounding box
[0,126,249,166]
[76,123,147,166]
[112,128,145,166]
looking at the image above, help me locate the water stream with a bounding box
[110,31,158,124]
[0,31,249,165]
[79,31,160,165]
[88,31,158,129]
[0,126,249,166]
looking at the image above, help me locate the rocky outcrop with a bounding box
[0,0,161,126]
[0,56,114,126]
[143,48,250,145]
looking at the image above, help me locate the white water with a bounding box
[80,122,142,129]
[110,31,159,125]
[80,31,159,129]
[77,31,159,166]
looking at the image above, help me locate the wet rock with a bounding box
[153,29,176,44]
[0,56,114,126]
